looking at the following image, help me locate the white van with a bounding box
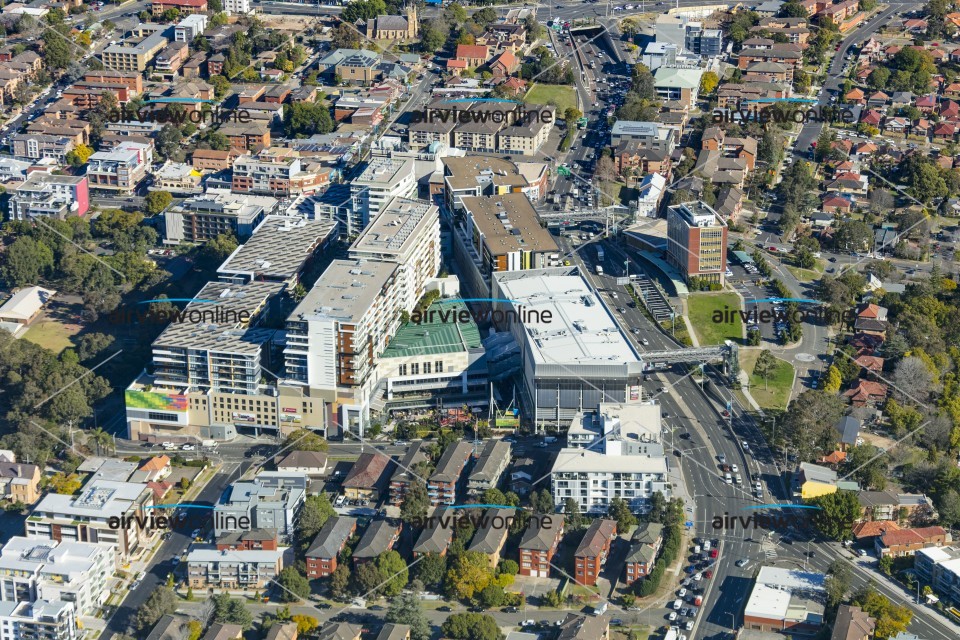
[725,473,732,484]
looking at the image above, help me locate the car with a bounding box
[131,580,141,589]
[693,572,702,581]
[468,606,484,613]
[641,338,650,346]
[680,608,689,617]
[668,612,678,621]
[858,549,869,557]
[611,619,623,626]
[536,442,548,448]
[181,444,195,451]
[721,410,730,417]
[686,621,694,631]
[731,464,739,473]
[663,412,671,419]
[191,529,201,538]
[439,606,453,612]
[718,454,726,463]
[705,570,713,579]
[503,607,519,613]
[520,619,535,627]
[736,558,750,568]
[742,441,750,451]
[709,549,718,558]
[678,588,687,598]
[172,557,180,565]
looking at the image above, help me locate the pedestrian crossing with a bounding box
[764,547,778,560]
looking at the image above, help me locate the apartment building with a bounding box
[215,529,278,551]
[412,521,454,558]
[86,142,153,194]
[174,14,208,42]
[212,476,305,537]
[914,546,960,603]
[26,480,155,560]
[352,520,401,566]
[220,123,271,153]
[101,33,169,72]
[350,158,417,231]
[441,156,546,212]
[11,134,75,163]
[389,441,428,505]
[231,148,328,196]
[342,453,393,502]
[551,448,670,515]
[467,440,511,496]
[9,174,90,221]
[305,517,357,579]
[518,515,564,578]
[574,519,616,586]
[624,522,664,584]
[666,200,728,285]
[652,67,703,109]
[163,192,279,243]
[186,546,285,589]
[151,0,207,16]
[610,121,678,149]
[348,196,440,312]
[428,441,473,506]
[0,600,77,640]
[283,259,402,435]
[222,0,252,13]
[455,193,559,297]
[467,508,513,567]
[0,537,115,616]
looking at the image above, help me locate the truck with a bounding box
[664,627,679,640]
[201,439,217,450]
[597,246,604,261]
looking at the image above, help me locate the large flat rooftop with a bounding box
[289,259,397,325]
[349,197,437,260]
[217,216,337,281]
[462,193,557,256]
[493,269,640,367]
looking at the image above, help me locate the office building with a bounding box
[86,142,153,193]
[348,197,440,312]
[743,567,826,634]
[655,14,722,56]
[492,267,644,425]
[609,121,678,149]
[222,0,252,13]
[0,537,115,616]
[666,200,728,285]
[8,174,89,221]
[163,192,280,244]
[26,480,155,559]
[350,158,417,230]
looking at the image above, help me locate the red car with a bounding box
[768,246,778,252]
[705,570,713,579]
[709,549,719,559]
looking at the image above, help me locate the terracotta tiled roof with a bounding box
[852,520,900,539]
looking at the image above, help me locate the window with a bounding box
[436,360,443,372]
[424,362,431,374]
[411,363,419,375]
[399,365,407,376]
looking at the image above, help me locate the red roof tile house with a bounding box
[822,194,853,213]
[489,50,519,78]
[342,452,393,502]
[934,121,957,140]
[151,0,207,16]
[454,45,490,69]
[875,526,947,557]
[860,110,882,127]
[844,379,888,407]
[844,88,866,105]
[854,355,884,373]
[574,519,616,586]
[519,515,565,577]
[916,94,937,112]
[852,520,901,545]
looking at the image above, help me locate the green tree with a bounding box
[134,587,177,631]
[825,560,851,608]
[401,481,430,524]
[330,564,351,600]
[753,349,779,391]
[210,74,231,99]
[808,490,862,540]
[211,593,253,628]
[415,552,447,590]
[608,496,637,531]
[277,566,311,602]
[354,561,384,597]
[1,236,55,286]
[445,551,493,600]
[441,613,504,640]
[282,428,328,452]
[377,550,408,596]
[386,591,431,640]
[853,584,913,639]
[297,493,335,555]
[145,191,173,215]
[283,101,334,137]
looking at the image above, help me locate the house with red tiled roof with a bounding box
[446,58,468,74]
[904,18,928,31]
[137,455,171,482]
[916,94,937,112]
[860,110,882,127]
[852,141,877,156]
[857,303,887,321]
[876,526,947,557]
[867,91,889,108]
[499,76,527,97]
[947,12,960,27]
[342,452,393,502]
[943,101,960,120]
[883,45,901,58]
[854,355,884,373]
[853,520,900,544]
[934,122,957,140]
[847,333,884,356]
[913,119,932,137]
[822,193,853,213]
[845,88,866,104]
[489,50,519,78]
[884,116,909,134]
[819,451,847,465]
[946,83,960,100]
[844,379,888,407]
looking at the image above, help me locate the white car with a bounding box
[668,612,678,622]
[678,588,687,598]
[742,441,750,450]
[693,573,702,581]
[731,464,739,473]
[181,444,194,451]
[686,622,694,631]
[520,620,535,627]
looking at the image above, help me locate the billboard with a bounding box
[125,390,188,412]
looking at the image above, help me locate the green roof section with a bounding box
[381,301,482,359]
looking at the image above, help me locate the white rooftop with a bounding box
[32,479,149,519]
[493,271,641,366]
[0,286,55,321]
[744,567,825,623]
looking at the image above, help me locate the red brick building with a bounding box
[518,515,564,577]
[574,519,616,586]
[305,517,357,579]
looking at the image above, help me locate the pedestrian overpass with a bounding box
[642,341,740,378]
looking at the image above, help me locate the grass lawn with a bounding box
[739,348,795,411]
[686,292,743,345]
[524,84,578,115]
[785,258,825,283]
[23,320,80,354]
